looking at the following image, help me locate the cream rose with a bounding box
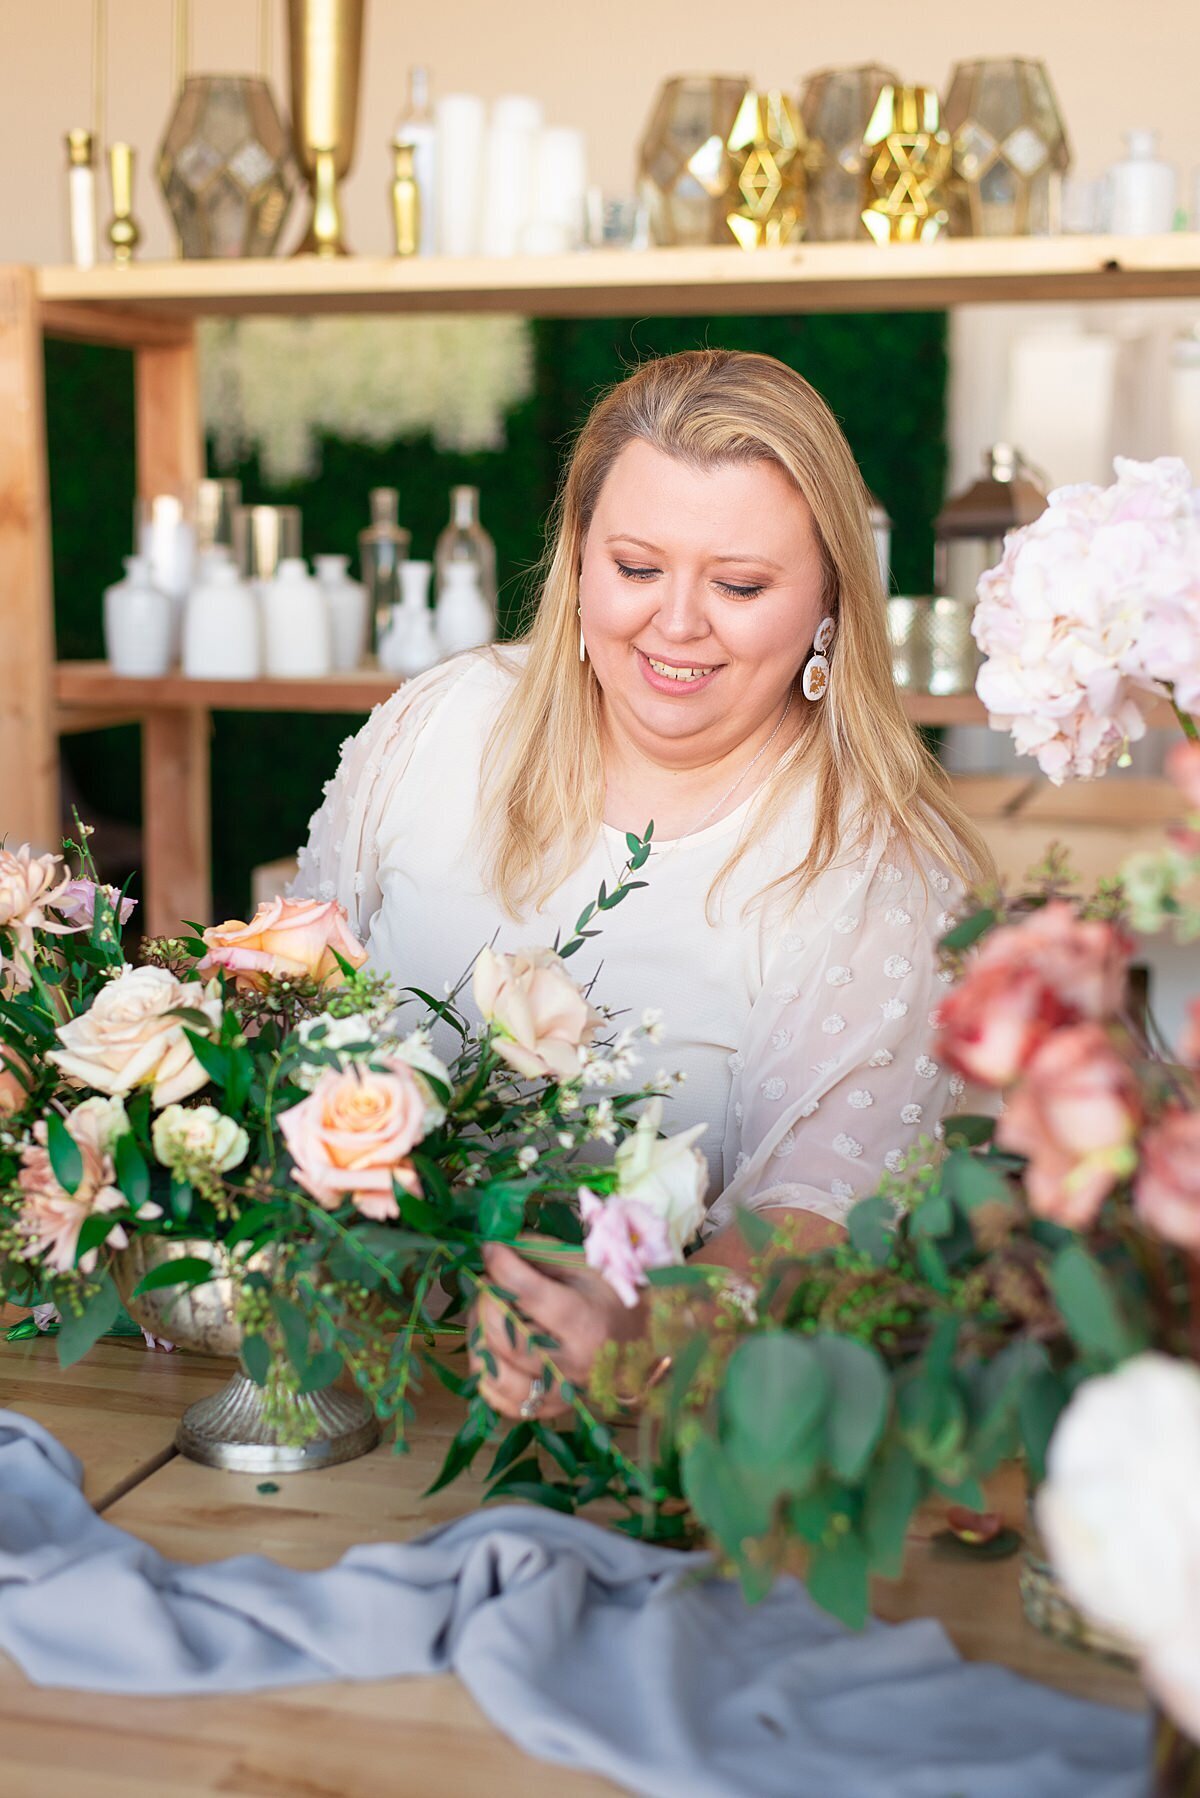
[49,965,222,1109]
[153,1103,249,1175]
[1037,1353,1200,1739]
[278,1057,428,1220]
[0,844,72,989]
[199,896,367,993]
[15,1096,154,1274]
[473,944,601,1083]
[613,1097,708,1256]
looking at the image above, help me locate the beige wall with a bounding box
[0,0,1195,264]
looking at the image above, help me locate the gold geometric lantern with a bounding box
[943,58,1071,237]
[637,74,750,246]
[157,75,298,258]
[800,64,899,240]
[724,90,810,248]
[861,85,952,245]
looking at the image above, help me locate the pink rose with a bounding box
[1135,1110,1200,1251]
[0,844,73,989]
[1182,1000,1200,1069]
[473,945,601,1083]
[1166,742,1200,812]
[278,1058,428,1219]
[199,896,367,994]
[579,1188,675,1308]
[49,878,137,929]
[937,902,1131,1088]
[996,1024,1140,1229]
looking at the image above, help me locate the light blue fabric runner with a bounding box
[0,1408,1147,1798]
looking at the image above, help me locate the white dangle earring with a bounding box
[802,615,835,701]
[577,602,587,664]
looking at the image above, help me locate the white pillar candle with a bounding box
[523,126,587,254]
[480,95,543,258]
[435,93,486,258]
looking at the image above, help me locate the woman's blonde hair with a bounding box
[481,348,991,918]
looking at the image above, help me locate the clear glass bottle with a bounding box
[435,486,497,619]
[394,65,437,256]
[358,489,412,657]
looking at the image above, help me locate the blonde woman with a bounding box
[293,349,989,1420]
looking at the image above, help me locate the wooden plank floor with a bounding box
[1,1334,1143,1797]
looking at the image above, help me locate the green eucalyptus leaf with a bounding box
[270,1294,311,1371]
[682,1430,775,1545]
[46,1112,83,1196]
[810,1335,890,1482]
[807,1527,871,1629]
[55,1273,121,1368]
[847,1195,894,1266]
[1018,1366,1070,1484]
[241,1332,272,1387]
[722,1332,830,1464]
[182,1029,229,1087]
[940,1114,998,1151]
[938,908,998,952]
[132,1256,216,1296]
[297,1349,344,1394]
[1050,1242,1140,1367]
[114,1132,150,1210]
[862,1439,922,1578]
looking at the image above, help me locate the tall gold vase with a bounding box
[287,0,366,257]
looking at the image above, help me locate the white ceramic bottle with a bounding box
[435,560,494,656]
[262,558,331,678]
[182,559,260,680]
[103,556,173,677]
[380,559,440,676]
[394,65,438,255]
[1109,130,1178,235]
[314,554,368,671]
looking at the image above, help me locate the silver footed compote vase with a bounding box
[115,1237,380,1473]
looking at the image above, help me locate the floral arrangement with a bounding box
[973,455,1200,781]
[0,821,720,1496]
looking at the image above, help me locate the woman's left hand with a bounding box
[469,1242,645,1421]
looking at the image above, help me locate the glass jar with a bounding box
[358,488,412,656]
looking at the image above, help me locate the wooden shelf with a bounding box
[36,234,1200,331]
[55,661,400,714]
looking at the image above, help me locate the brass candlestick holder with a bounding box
[106,141,141,262]
[287,0,366,257]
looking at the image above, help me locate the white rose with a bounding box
[1037,1353,1200,1651]
[153,1103,249,1175]
[49,965,222,1108]
[614,1097,708,1256]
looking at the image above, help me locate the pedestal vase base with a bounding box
[177,1369,380,1472]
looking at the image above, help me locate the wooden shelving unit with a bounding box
[3,236,1199,933]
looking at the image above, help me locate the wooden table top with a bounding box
[1,1333,1143,1797]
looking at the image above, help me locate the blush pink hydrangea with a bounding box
[973,457,1200,783]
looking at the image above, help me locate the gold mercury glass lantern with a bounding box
[637,74,751,245]
[943,58,1071,238]
[800,64,898,241]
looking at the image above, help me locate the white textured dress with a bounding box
[291,649,966,1235]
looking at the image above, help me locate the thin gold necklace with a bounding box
[609,696,793,862]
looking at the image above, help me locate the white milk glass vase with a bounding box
[262,558,331,678]
[183,559,261,680]
[104,556,173,677]
[314,554,368,671]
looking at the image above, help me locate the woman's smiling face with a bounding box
[579,439,828,764]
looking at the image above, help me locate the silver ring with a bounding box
[519,1375,547,1420]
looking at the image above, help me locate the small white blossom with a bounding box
[516,1144,539,1171]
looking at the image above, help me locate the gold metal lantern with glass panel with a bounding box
[637,74,750,245]
[944,58,1071,237]
[800,63,898,240]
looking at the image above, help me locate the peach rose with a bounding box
[199,896,367,994]
[937,902,1131,1088]
[996,1024,1140,1229]
[1135,1110,1200,1251]
[49,964,222,1108]
[0,844,72,989]
[278,1058,427,1219]
[0,1047,33,1119]
[15,1096,156,1274]
[472,945,601,1083]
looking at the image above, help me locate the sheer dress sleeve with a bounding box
[704,844,966,1236]
[288,659,468,938]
